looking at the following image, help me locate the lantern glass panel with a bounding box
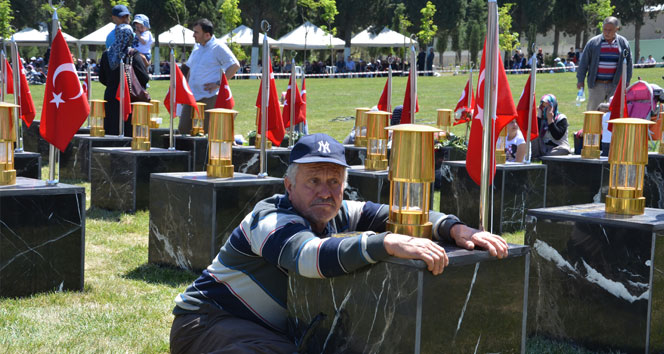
[368,138,386,156]
[220,141,232,160]
[612,164,641,189]
[0,142,8,164]
[391,181,426,212]
[194,118,203,129]
[210,141,220,159]
[584,133,600,147]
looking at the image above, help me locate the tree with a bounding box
[614,0,659,61]
[417,1,437,46]
[464,0,485,66]
[0,0,14,39]
[498,3,519,55]
[219,0,241,36]
[583,0,614,33]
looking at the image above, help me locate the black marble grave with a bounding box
[60,135,132,181]
[540,155,610,207]
[343,144,393,167]
[150,128,176,149]
[435,146,467,189]
[148,172,284,271]
[232,145,291,177]
[344,167,390,204]
[526,203,664,352]
[160,135,208,172]
[77,127,90,135]
[22,120,50,162]
[289,244,530,353]
[0,177,85,297]
[14,151,41,179]
[645,152,664,209]
[439,161,547,234]
[90,147,190,212]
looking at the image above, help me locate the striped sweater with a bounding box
[173,194,461,332]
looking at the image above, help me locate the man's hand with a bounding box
[450,224,509,259]
[384,234,448,275]
[577,82,584,90]
[203,82,219,93]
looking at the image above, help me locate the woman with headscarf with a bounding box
[532,94,571,158]
[99,4,150,136]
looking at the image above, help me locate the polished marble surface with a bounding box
[60,135,132,181]
[21,120,50,162]
[540,155,610,207]
[232,145,291,178]
[344,167,390,204]
[645,152,664,209]
[161,134,208,171]
[14,151,41,179]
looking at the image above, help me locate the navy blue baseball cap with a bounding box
[289,133,348,167]
[112,5,130,17]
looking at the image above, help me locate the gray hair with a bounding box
[604,16,619,27]
[285,163,348,189]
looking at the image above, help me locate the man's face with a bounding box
[602,23,617,42]
[193,25,212,45]
[286,163,345,231]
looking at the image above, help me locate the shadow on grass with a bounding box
[86,206,125,221]
[123,263,198,287]
[527,336,626,354]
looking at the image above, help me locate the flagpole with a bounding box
[289,57,295,148]
[525,50,536,163]
[465,64,473,142]
[409,38,417,122]
[86,64,92,128]
[620,51,627,118]
[387,56,393,113]
[479,0,499,232]
[11,38,23,152]
[258,20,270,179]
[0,50,5,103]
[47,1,60,185]
[169,44,176,150]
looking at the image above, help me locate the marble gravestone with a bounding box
[439,161,547,234]
[343,145,392,167]
[435,146,466,189]
[539,155,610,207]
[344,167,390,204]
[526,204,664,352]
[232,145,291,177]
[90,147,190,212]
[289,244,530,354]
[14,151,41,179]
[150,128,177,149]
[77,127,90,135]
[22,120,50,162]
[60,135,132,181]
[161,134,208,172]
[148,172,284,271]
[645,152,664,209]
[0,177,85,297]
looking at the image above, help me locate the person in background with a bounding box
[532,94,571,159]
[638,56,646,65]
[132,14,154,65]
[417,47,426,72]
[598,101,612,156]
[426,47,434,75]
[505,119,527,163]
[567,47,576,64]
[646,55,657,68]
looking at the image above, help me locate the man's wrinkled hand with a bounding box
[203,82,219,93]
[384,233,448,275]
[450,224,509,259]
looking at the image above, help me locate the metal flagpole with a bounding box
[387,56,393,113]
[86,64,92,127]
[11,39,23,152]
[409,39,417,123]
[47,0,61,185]
[479,0,499,232]
[169,44,176,150]
[118,61,125,137]
[620,50,627,118]
[465,64,473,142]
[525,49,536,163]
[0,50,5,103]
[289,57,295,148]
[258,20,270,179]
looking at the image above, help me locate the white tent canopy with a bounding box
[351,27,410,48]
[277,21,344,50]
[158,24,195,46]
[9,27,78,46]
[219,25,279,47]
[78,22,115,46]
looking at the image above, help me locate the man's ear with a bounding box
[284,177,292,195]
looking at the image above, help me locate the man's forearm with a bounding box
[225,63,240,79]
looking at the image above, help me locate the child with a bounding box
[132,14,154,65]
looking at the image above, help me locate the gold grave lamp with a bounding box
[605,118,654,215]
[149,100,161,129]
[254,106,272,149]
[581,111,603,159]
[495,126,507,165]
[365,111,391,171]
[354,107,370,147]
[436,109,453,140]
[191,102,207,136]
[207,108,237,178]
[131,102,152,151]
[0,103,18,185]
[89,99,106,137]
[385,124,441,238]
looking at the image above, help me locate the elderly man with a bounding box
[179,18,240,134]
[577,16,632,111]
[169,134,509,353]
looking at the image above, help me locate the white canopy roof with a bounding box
[219,25,279,47]
[351,27,410,47]
[78,22,115,46]
[277,21,344,50]
[158,24,195,46]
[10,27,78,46]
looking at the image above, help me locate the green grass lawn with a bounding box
[1,67,662,353]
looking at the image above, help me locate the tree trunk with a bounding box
[635,21,641,63]
[553,25,560,59]
[251,13,261,74]
[575,32,581,51]
[582,29,588,48]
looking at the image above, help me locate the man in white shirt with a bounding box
[180,18,240,134]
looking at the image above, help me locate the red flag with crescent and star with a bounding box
[214,72,234,109]
[453,78,475,126]
[255,60,285,146]
[281,75,305,128]
[3,58,13,95]
[15,53,37,127]
[300,77,307,123]
[515,73,538,140]
[115,69,131,121]
[401,73,419,124]
[164,63,198,115]
[377,77,389,112]
[607,76,628,132]
[40,29,90,152]
[81,70,90,96]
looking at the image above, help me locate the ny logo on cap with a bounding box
[318,140,330,153]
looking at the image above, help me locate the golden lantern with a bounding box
[254,106,272,149]
[365,111,391,170]
[207,108,237,178]
[436,109,452,140]
[191,102,207,136]
[605,118,654,215]
[581,111,603,159]
[0,103,18,185]
[131,102,152,151]
[385,124,441,238]
[354,107,370,147]
[495,127,507,165]
[89,99,106,137]
[149,99,161,129]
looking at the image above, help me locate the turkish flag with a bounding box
[453,78,475,126]
[607,77,628,132]
[115,69,131,121]
[300,77,307,123]
[164,63,198,115]
[255,61,285,146]
[515,73,538,140]
[3,58,13,95]
[15,54,36,127]
[465,37,517,186]
[40,29,90,152]
[401,73,419,124]
[377,77,389,111]
[282,75,305,127]
[81,70,90,96]
[214,72,234,109]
